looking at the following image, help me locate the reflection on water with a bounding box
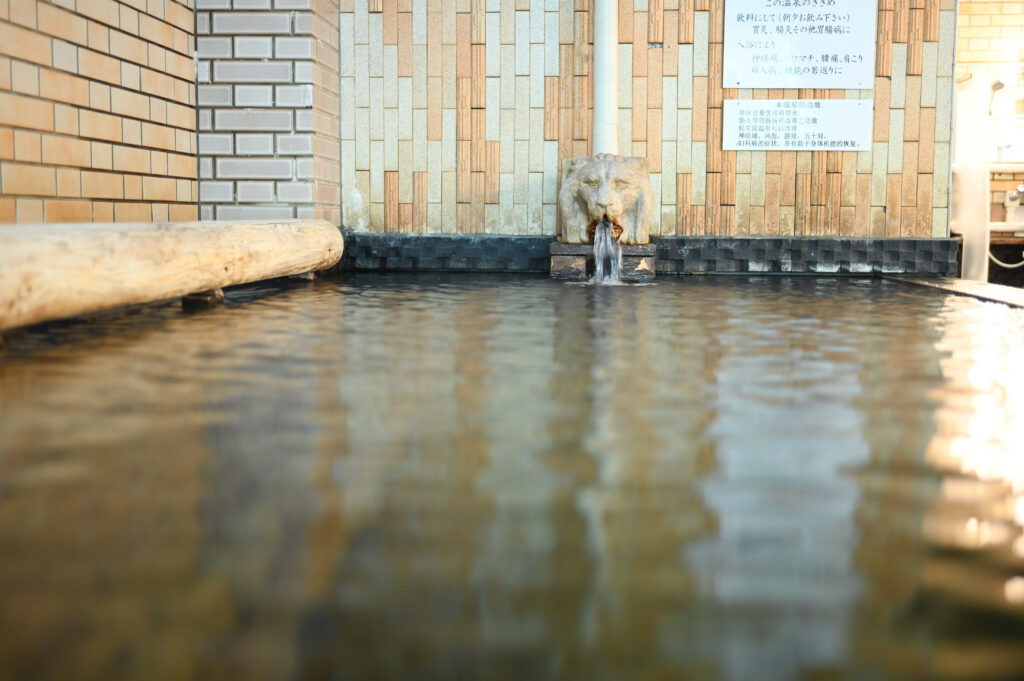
[687,289,871,681]
[1,275,1024,680]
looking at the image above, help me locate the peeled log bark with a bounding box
[0,219,344,332]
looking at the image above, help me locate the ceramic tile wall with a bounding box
[636,0,955,238]
[340,0,586,234]
[0,0,197,224]
[341,0,958,238]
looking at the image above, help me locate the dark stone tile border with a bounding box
[653,237,960,276]
[331,232,553,273]
[333,232,961,277]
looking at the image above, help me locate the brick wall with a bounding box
[957,0,1024,68]
[0,0,197,224]
[196,0,338,222]
[340,0,958,238]
[311,0,340,226]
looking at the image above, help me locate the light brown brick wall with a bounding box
[313,0,341,226]
[0,0,197,224]
[958,0,1024,67]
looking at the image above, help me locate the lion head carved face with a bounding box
[558,154,653,246]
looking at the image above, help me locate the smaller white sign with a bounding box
[723,99,873,151]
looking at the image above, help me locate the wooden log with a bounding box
[0,220,344,332]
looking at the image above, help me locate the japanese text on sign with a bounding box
[724,0,877,89]
[722,99,873,151]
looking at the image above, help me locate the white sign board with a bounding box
[724,0,877,89]
[723,99,873,151]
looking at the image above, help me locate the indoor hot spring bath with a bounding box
[1,274,1024,681]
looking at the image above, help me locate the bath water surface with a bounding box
[1,274,1023,681]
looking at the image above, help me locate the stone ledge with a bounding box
[550,242,657,256]
[549,242,657,282]
[887,276,1024,308]
[550,254,587,279]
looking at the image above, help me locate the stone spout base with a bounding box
[549,242,656,282]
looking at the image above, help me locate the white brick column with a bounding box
[196,0,321,220]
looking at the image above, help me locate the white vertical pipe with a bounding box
[592,0,618,155]
[952,69,990,282]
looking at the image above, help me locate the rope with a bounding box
[989,250,1024,269]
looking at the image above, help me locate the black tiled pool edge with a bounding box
[336,233,553,273]
[335,232,961,277]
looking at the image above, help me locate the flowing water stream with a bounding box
[592,219,622,284]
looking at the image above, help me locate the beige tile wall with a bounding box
[341,0,958,238]
[341,0,588,235]
[0,0,198,224]
[642,0,955,238]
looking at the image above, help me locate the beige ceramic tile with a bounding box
[618,43,632,108]
[413,109,427,171]
[662,142,676,204]
[529,109,544,171]
[921,42,937,107]
[544,140,558,202]
[750,151,765,205]
[871,141,888,205]
[934,77,952,142]
[692,11,708,76]
[370,140,384,202]
[618,107,632,155]
[735,173,750,234]
[384,108,398,167]
[932,142,949,207]
[649,173,662,234]
[690,141,706,205]
[890,44,907,108]
[932,207,948,237]
[676,108,691,171]
[937,11,955,76]
[888,110,904,172]
[677,44,692,108]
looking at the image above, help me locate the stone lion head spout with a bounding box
[558,153,654,246]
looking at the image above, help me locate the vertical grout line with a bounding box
[193,2,202,221]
